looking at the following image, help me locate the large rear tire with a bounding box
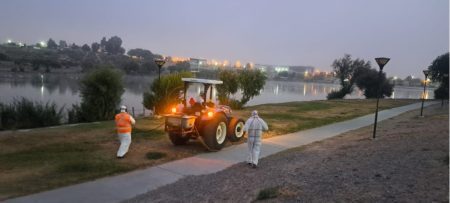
[168,132,190,145]
[201,114,227,151]
[227,118,245,142]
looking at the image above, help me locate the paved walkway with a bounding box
[7,101,438,203]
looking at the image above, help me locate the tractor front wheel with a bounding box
[227,118,245,142]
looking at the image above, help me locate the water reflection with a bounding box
[0,74,434,109]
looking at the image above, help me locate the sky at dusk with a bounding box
[0,0,448,78]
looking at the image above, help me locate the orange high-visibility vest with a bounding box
[115,112,132,134]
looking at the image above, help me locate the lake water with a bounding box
[0,74,433,113]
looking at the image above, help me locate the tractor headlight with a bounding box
[207,111,214,117]
[171,107,177,113]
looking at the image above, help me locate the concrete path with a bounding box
[7,101,438,203]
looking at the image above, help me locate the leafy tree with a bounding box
[91,42,100,52]
[328,54,371,99]
[100,37,107,51]
[105,36,124,55]
[143,72,192,114]
[123,60,139,74]
[127,48,153,59]
[142,61,158,73]
[59,40,67,48]
[47,38,58,49]
[77,66,124,121]
[81,44,91,52]
[70,43,80,49]
[81,52,98,72]
[355,68,393,98]
[217,70,239,104]
[427,53,449,99]
[238,69,267,106]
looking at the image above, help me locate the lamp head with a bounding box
[154,58,166,68]
[423,70,430,77]
[375,57,390,71]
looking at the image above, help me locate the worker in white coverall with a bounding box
[244,110,269,168]
[115,105,136,158]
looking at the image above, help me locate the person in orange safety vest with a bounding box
[115,105,136,158]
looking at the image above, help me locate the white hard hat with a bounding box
[120,105,127,110]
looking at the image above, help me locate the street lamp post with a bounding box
[373,57,390,139]
[420,70,430,116]
[154,58,166,81]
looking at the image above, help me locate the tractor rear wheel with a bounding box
[200,114,227,151]
[227,118,245,142]
[168,132,190,145]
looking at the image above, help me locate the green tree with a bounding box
[427,53,449,99]
[127,48,153,59]
[355,68,393,98]
[59,40,67,48]
[105,36,124,55]
[91,42,100,52]
[143,72,192,114]
[100,37,107,51]
[78,66,124,121]
[123,60,139,74]
[216,70,239,104]
[328,54,371,99]
[81,44,91,52]
[238,69,267,106]
[81,52,98,72]
[47,38,58,49]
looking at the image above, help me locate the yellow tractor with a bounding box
[164,78,245,151]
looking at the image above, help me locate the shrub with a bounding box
[238,69,267,106]
[355,69,393,98]
[145,152,166,160]
[256,187,280,200]
[77,66,124,122]
[327,89,347,99]
[434,85,449,99]
[0,98,63,130]
[143,71,192,114]
[217,70,239,104]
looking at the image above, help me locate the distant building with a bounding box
[189,58,207,72]
[288,66,315,74]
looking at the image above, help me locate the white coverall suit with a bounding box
[244,111,269,166]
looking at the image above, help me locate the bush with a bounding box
[217,70,239,104]
[76,66,124,122]
[327,89,348,99]
[0,98,63,130]
[228,99,244,110]
[238,69,267,106]
[355,69,393,98]
[256,187,280,200]
[143,72,192,114]
[434,85,449,99]
[145,152,166,160]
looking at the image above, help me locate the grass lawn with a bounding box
[0,99,417,200]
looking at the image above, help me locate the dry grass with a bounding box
[0,99,417,200]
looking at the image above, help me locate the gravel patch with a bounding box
[126,104,448,202]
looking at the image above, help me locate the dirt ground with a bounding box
[127,104,449,202]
